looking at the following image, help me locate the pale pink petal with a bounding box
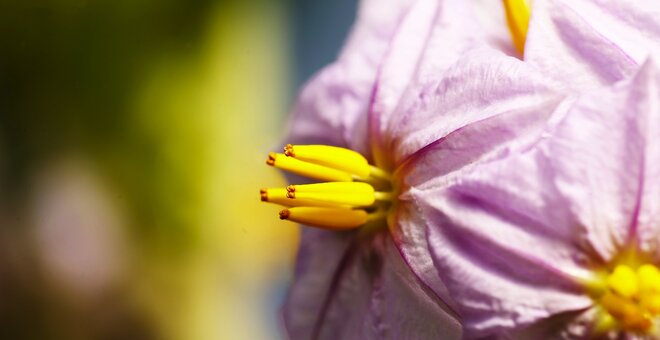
[525,0,660,90]
[543,62,660,261]
[418,150,594,337]
[391,101,561,313]
[282,229,461,340]
[369,0,492,168]
[387,48,563,165]
[600,59,660,259]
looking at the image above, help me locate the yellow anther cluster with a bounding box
[261,144,392,230]
[598,264,660,332]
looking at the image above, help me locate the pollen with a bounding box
[503,0,531,55]
[594,263,660,334]
[261,144,393,230]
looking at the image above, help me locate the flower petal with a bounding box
[542,58,660,259]
[416,150,593,337]
[282,229,355,340]
[369,0,493,167]
[391,99,561,315]
[525,0,660,90]
[544,60,660,261]
[285,0,415,157]
[634,60,660,258]
[282,229,462,339]
[363,235,461,340]
[387,48,563,165]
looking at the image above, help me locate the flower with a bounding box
[421,58,660,339]
[391,1,660,338]
[259,0,567,339]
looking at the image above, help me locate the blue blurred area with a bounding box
[292,0,357,88]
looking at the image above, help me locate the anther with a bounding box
[283,182,378,207]
[503,0,530,55]
[289,191,375,207]
[266,152,276,166]
[283,144,371,178]
[266,152,353,182]
[278,207,368,230]
[596,263,660,333]
[284,144,295,157]
[261,188,347,208]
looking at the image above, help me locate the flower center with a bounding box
[260,144,394,230]
[593,263,660,333]
[503,0,531,55]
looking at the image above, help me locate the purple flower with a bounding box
[422,58,660,338]
[260,0,561,339]
[264,0,660,338]
[407,1,660,337]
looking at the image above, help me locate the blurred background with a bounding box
[0,0,355,339]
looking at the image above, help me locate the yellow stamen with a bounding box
[286,182,374,194]
[608,265,638,299]
[503,0,531,55]
[284,144,371,178]
[287,190,375,207]
[263,144,393,231]
[266,152,353,182]
[279,207,368,230]
[638,265,660,294]
[595,263,660,333]
[260,188,347,208]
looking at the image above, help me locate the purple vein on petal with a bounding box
[392,104,556,184]
[309,234,363,340]
[428,191,584,290]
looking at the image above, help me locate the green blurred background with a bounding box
[0,0,354,339]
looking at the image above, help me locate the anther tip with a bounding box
[266,152,276,166]
[279,209,290,220]
[286,191,296,199]
[284,144,295,157]
[260,189,268,202]
[286,185,295,193]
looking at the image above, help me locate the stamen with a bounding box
[503,0,531,55]
[607,265,638,299]
[287,190,375,207]
[595,263,660,333]
[263,144,395,231]
[260,188,347,207]
[278,207,368,230]
[287,182,374,195]
[283,144,371,178]
[266,152,353,182]
[368,165,391,181]
[374,191,393,201]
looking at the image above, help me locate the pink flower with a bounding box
[410,0,660,337]
[261,0,556,338]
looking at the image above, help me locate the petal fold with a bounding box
[282,230,461,340]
